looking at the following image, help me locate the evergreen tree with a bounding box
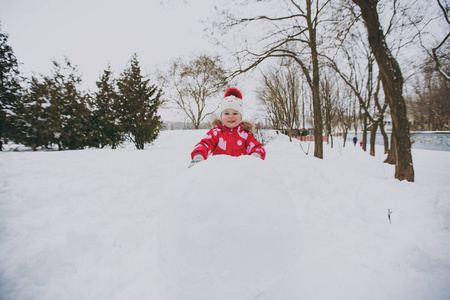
[15,58,90,150]
[117,54,163,150]
[14,76,53,150]
[91,65,124,148]
[16,58,90,150]
[46,58,90,150]
[0,25,22,150]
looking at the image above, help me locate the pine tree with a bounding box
[14,76,53,150]
[117,54,163,150]
[13,59,90,150]
[46,59,90,150]
[0,25,22,150]
[91,65,124,148]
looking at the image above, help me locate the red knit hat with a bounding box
[224,87,242,100]
[219,87,244,117]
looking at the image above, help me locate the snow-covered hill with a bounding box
[1,130,449,299]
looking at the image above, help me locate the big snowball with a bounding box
[157,156,300,299]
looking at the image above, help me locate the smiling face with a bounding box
[221,109,242,128]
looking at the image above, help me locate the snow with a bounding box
[1,130,449,299]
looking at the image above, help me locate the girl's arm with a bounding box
[191,129,219,160]
[246,132,266,160]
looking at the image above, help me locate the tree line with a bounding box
[1,27,163,151]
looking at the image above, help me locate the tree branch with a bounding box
[237,14,306,24]
[432,31,450,80]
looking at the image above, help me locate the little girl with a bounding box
[190,88,266,167]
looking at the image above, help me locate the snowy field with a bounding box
[1,130,449,300]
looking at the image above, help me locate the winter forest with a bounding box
[1,0,449,182]
[1,0,450,299]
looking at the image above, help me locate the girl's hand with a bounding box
[251,153,262,159]
[188,155,204,168]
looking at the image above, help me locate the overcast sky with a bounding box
[3,0,442,123]
[0,0,222,87]
[0,0,245,121]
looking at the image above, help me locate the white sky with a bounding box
[0,0,222,87]
[0,0,267,122]
[3,0,442,123]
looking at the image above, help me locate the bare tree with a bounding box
[159,55,227,129]
[320,70,339,148]
[215,0,331,159]
[326,0,397,156]
[352,0,414,182]
[327,50,388,156]
[335,86,358,147]
[410,56,450,130]
[257,58,301,141]
[431,0,450,80]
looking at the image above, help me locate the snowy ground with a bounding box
[1,130,449,300]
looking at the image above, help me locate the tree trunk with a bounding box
[0,124,3,151]
[326,107,332,147]
[194,119,200,130]
[370,120,378,157]
[352,0,414,182]
[384,135,396,164]
[308,0,323,159]
[362,114,368,151]
[379,115,390,154]
[343,130,348,147]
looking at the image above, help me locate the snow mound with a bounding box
[157,155,301,299]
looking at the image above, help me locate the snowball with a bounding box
[157,155,301,299]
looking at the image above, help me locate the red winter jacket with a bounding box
[191,122,266,160]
